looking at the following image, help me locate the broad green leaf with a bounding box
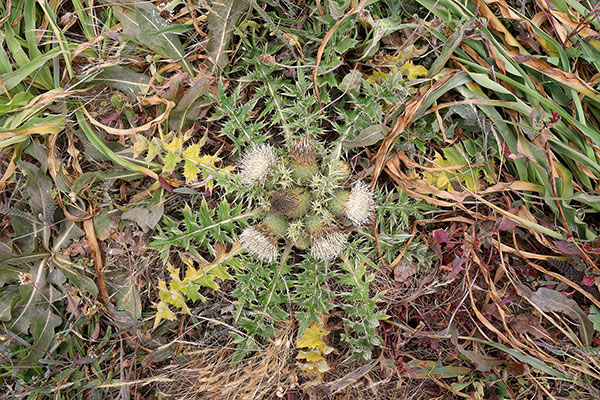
[169,78,210,131]
[19,161,55,250]
[405,359,472,379]
[89,65,150,96]
[113,279,142,320]
[465,336,571,380]
[108,0,193,75]
[207,0,250,72]
[517,283,594,346]
[343,124,389,149]
[588,305,600,331]
[7,260,63,360]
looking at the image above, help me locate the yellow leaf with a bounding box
[296,321,329,349]
[162,152,181,173]
[153,300,176,329]
[436,172,451,191]
[399,61,428,80]
[182,143,201,163]
[297,349,325,362]
[319,343,335,355]
[198,154,219,168]
[146,137,162,162]
[367,70,388,84]
[220,165,235,175]
[297,359,331,375]
[297,362,320,375]
[183,127,194,143]
[314,358,331,373]
[164,135,182,154]
[184,160,200,182]
[390,44,428,65]
[184,263,202,281]
[131,135,148,158]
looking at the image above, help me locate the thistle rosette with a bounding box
[237,139,374,262]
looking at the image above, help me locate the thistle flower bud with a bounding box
[290,138,318,183]
[344,181,375,226]
[290,138,316,165]
[240,224,279,261]
[239,144,277,185]
[331,160,350,181]
[310,226,347,261]
[270,188,311,218]
[263,213,289,237]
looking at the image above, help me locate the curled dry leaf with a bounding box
[82,95,175,136]
[393,259,418,283]
[451,330,503,372]
[511,313,550,340]
[516,283,594,346]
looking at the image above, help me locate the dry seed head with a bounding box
[270,190,300,216]
[310,226,347,261]
[344,181,374,226]
[270,188,310,218]
[239,144,277,185]
[240,224,279,261]
[290,138,318,183]
[18,272,33,286]
[290,138,317,166]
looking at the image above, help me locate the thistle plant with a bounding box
[238,139,375,262]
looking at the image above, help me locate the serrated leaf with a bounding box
[183,160,200,182]
[207,0,250,72]
[162,152,181,173]
[164,136,183,154]
[182,143,201,162]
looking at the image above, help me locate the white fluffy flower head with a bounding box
[310,227,347,261]
[344,181,374,226]
[240,225,278,261]
[239,144,277,185]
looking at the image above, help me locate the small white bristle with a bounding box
[344,181,374,226]
[310,228,347,261]
[239,144,277,185]
[240,225,278,261]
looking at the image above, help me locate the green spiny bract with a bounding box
[237,139,375,261]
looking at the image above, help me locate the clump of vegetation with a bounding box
[2,0,600,398]
[238,139,374,262]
